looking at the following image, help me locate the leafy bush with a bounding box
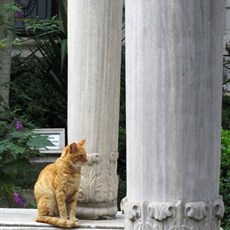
[0,101,51,182]
[24,0,67,106]
[8,0,68,131]
[0,101,52,207]
[222,96,230,130]
[10,54,66,129]
[220,129,230,228]
[0,2,20,47]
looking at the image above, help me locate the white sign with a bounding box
[33,128,65,154]
[47,134,60,150]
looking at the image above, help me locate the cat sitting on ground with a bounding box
[34,140,87,228]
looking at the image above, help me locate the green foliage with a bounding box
[220,129,230,228]
[23,0,67,102]
[8,0,68,130]
[222,95,230,130]
[10,54,66,129]
[0,102,52,184]
[0,182,15,207]
[0,1,22,72]
[0,2,21,46]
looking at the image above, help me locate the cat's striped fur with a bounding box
[34,140,87,228]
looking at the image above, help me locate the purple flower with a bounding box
[16,10,24,19]
[15,119,24,131]
[13,192,26,207]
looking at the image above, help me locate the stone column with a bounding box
[0,0,12,104]
[122,0,225,229]
[68,0,123,219]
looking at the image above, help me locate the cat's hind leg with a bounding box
[36,196,77,228]
[36,196,78,228]
[36,196,57,218]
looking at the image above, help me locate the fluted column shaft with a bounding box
[68,0,123,219]
[123,0,224,229]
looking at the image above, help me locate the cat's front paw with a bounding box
[60,215,68,220]
[69,217,78,222]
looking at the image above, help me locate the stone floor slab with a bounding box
[0,208,124,229]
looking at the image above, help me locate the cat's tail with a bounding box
[35,216,78,228]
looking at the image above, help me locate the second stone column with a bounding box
[123,0,224,229]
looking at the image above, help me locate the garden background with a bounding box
[0,1,230,229]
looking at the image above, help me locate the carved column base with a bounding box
[76,152,119,219]
[121,197,224,229]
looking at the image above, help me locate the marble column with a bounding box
[0,0,12,104]
[68,0,123,219]
[122,0,225,229]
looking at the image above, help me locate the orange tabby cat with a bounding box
[34,140,87,228]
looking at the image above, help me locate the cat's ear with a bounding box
[69,142,78,153]
[61,146,68,157]
[78,139,86,146]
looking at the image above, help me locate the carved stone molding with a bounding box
[184,201,208,221]
[214,198,225,220]
[148,202,177,221]
[86,153,100,165]
[76,152,119,219]
[121,197,224,230]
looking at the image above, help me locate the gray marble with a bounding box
[67,0,123,219]
[123,0,224,229]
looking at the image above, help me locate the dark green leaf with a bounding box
[58,0,67,35]
[27,135,54,148]
[2,163,17,179]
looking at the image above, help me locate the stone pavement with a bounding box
[0,208,124,230]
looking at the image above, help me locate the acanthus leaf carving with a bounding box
[120,196,128,214]
[169,227,181,230]
[86,153,100,165]
[152,225,160,230]
[123,199,223,229]
[184,201,208,220]
[121,197,142,223]
[77,152,119,218]
[148,202,175,221]
[128,201,141,222]
[106,151,119,202]
[213,198,224,219]
[109,151,119,163]
[78,152,119,203]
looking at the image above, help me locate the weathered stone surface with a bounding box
[0,208,124,229]
[124,0,224,229]
[68,0,123,219]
